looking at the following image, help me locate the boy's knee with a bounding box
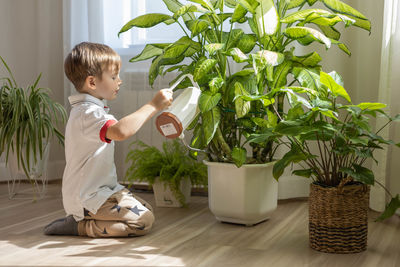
[128,210,155,235]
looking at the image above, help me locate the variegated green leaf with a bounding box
[281,9,331,24]
[318,25,341,40]
[255,0,279,36]
[291,67,321,91]
[228,48,249,63]
[194,59,217,81]
[287,0,307,9]
[209,77,224,94]
[284,26,331,48]
[129,44,168,63]
[322,0,367,20]
[205,43,225,55]
[237,0,259,14]
[330,39,351,56]
[119,14,172,36]
[188,0,214,10]
[232,147,247,167]
[252,50,285,67]
[237,34,257,53]
[224,0,238,8]
[163,0,195,21]
[173,4,198,20]
[187,19,210,37]
[232,3,248,22]
[203,107,221,145]
[234,82,251,118]
[226,29,244,49]
[292,51,322,67]
[199,92,222,112]
[163,43,190,59]
[272,61,292,89]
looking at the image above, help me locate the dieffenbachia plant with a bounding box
[119,0,370,167]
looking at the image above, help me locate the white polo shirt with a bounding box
[62,93,124,221]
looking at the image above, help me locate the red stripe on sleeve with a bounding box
[100,120,117,143]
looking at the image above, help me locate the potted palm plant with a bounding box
[118,0,370,225]
[124,140,208,207]
[0,56,67,199]
[272,70,400,253]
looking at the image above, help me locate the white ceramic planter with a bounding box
[204,161,278,226]
[152,177,192,207]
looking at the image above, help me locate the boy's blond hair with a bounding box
[64,42,121,92]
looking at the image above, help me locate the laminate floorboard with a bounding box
[0,183,399,267]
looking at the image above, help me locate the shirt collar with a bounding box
[68,93,109,111]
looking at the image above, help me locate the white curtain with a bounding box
[63,0,106,105]
[371,0,400,213]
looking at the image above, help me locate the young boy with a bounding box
[44,42,173,237]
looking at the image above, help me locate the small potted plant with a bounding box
[0,56,67,199]
[124,140,208,207]
[118,0,370,224]
[273,70,400,253]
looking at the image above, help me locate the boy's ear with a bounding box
[85,76,97,91]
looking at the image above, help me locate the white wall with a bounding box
[0,0,65,181]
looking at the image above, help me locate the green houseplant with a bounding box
[119,0,370,167]
[118,0,372,225]
[0,56,67,198]
[124,140,208,207]
[272,70,400,253]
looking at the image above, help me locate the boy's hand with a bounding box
[150,89,173,111]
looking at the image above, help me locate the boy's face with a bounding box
[93,66,122,101]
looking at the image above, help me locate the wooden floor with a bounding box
[0,183,399,267]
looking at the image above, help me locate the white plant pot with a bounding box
[204,161,278,226]
[7,141,50,200]
[152,177,192,207]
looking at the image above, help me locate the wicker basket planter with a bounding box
[309,182,370,253]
